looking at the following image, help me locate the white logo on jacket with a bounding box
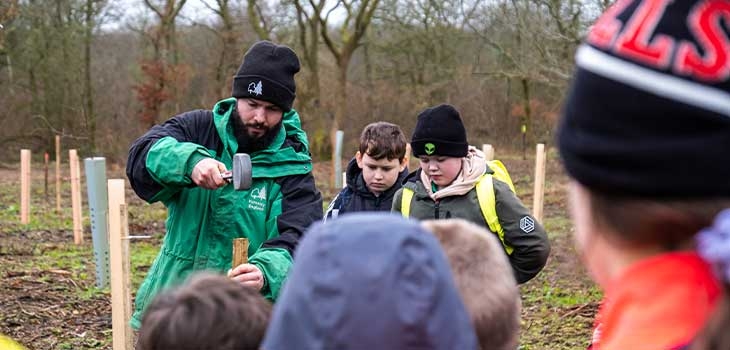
[520,216,535,233]
[247,186,267,212]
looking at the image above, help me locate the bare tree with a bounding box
[83,0,107,153]
[291,0,325,110]
[136,0,188,127]
[313,0,380,165]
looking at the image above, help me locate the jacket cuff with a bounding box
[185,151,212,178]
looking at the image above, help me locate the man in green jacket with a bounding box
[126,41,323,329]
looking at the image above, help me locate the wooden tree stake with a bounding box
[55,135,61,213]
[20,149,31,224]
[69,150,83,244]
[482,144,494,161]
[232,238,249,267]
[44,152,49,201]
[532,143,547,222]
[108,179,132,350]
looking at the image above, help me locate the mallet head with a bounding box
[221,153,253,190]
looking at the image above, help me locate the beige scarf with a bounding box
[420,146,487,201]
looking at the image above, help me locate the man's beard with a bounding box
[230,109,283,153]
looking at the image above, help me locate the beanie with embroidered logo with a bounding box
[557,0,730,198]
[411,104,469,158]
[231,41,300,112]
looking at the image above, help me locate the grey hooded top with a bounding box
[262,213,479,350]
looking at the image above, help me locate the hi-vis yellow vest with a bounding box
[401,160,516,254]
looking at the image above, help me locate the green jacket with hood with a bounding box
[125,98,322,329]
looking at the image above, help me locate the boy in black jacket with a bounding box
[324,122,408,221]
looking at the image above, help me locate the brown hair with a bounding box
[422,219,520,350]
[359,122,407,161]
[587,190,730,250]
[137,272,272,350]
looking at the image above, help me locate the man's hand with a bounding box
[191,158,228,189]
[228,263,265,291]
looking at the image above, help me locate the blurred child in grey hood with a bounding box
[262,213,478,350]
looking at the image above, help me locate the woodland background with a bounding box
[0,0,610,164]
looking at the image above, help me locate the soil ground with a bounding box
[0,151,599,349]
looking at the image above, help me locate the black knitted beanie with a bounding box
[558,0,730,198]
[411,104,469,158]
[232,41,300,111]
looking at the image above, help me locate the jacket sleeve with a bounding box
[249,172,323,299]
[493,179,551,284]
[126,110,215,203]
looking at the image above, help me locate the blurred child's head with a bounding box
[411,104,468,188]
[356,122,407,195]
[137,272,271,350]
[557,0,730,284]
[423,219,521,350]
[262,213,479,349]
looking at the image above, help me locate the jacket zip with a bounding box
[434,200,440,219]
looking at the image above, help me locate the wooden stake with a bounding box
[55,135,61,213]
[482,144,494,161]
[20,149,31,224]
[406,143,418,171]
[532,143,547,222]
[44,152,49,201]
[108,179,132,350]
[69,149,83,244]
[232,238,249,267]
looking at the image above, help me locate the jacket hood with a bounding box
[262,213,478,350]
[213,98,312,178]
[346,158,408,199]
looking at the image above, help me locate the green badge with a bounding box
[425,143,436,155]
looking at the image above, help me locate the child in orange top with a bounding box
[557,0,730,348]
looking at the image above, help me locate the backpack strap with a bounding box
[486,159,516,192]
[476,174,515,255]
[401,188,414,218]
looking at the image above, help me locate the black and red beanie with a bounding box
[232,41,300,112]
[558,0,730,198]
[411,104,469,158]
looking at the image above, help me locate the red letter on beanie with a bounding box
[614,0,675,68]
[675,0,730,82]
[588,0,634,49]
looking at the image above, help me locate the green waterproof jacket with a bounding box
[126,98,323,329]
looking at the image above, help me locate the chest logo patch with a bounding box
[247,186,267,212]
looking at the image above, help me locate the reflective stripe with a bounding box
[476,174,514,255]
[401,188,414,218]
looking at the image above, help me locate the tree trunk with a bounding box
[84,0,96,154]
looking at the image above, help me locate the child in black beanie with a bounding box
[557,0,730,348]
[392,104,550,284]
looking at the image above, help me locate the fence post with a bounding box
[532,144,546,222]
[108,179,132,350]
[69,150,83,244]
[20,149,31,224]
[482,144,494,161]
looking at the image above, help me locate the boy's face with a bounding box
[356,152,406,196]
[419,155,462,189]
